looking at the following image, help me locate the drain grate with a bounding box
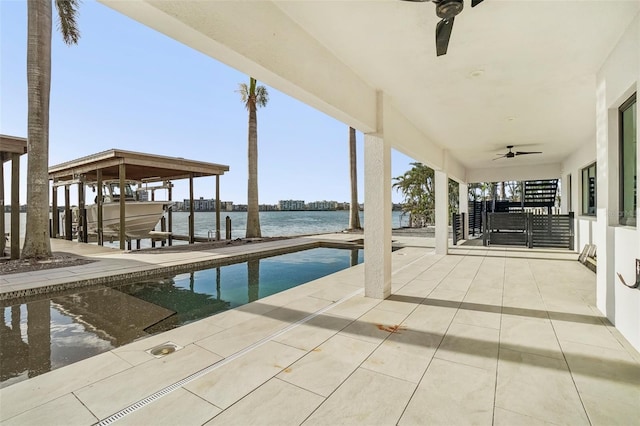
[146,342,182,358]
[94,288,364,426]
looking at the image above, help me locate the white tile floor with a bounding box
[1,237,639,425]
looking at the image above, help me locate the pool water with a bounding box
[0,247,362,388]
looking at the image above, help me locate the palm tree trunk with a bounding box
[22,0,52,259]
[348,127,361,230]
[246,99,261,238]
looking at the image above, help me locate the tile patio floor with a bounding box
[0,236,639,425]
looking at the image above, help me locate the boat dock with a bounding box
[47,148,230,253]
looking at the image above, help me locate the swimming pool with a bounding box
[0,246,363,388]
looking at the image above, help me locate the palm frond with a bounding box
[236,83,250,108]
[255,85,269,108]
[55,0,81,45]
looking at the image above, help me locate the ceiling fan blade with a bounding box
[515,151,542,155]
[471,0,484,7]
[435,17,454,56]
[493,155,507,161]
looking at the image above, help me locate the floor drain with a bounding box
[146,342,182,358]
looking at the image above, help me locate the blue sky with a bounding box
[1,0,415,206]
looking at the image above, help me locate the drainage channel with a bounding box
[95,287,364,426]
[95,249,433,425]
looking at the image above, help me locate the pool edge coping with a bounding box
[0,239,363,304]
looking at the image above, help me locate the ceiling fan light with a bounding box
[436,0,464,19]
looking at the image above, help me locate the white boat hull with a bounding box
[86,202,167,239]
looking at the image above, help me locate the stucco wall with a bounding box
[593,13,639,350]
[574,218,596,252]
[561,137,597,253]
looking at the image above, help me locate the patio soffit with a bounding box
[99,0,639,178]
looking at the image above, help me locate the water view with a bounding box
[4,210,408,240]
[0,246,363,388]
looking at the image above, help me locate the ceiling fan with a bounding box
[494,145,542,160]
[401,0,485,56]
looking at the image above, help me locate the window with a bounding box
[582,163,596,216]
[619,93,637,226]
[567,174,572,212]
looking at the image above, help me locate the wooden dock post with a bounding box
[0,136,27,258]
[64,185,72,241]
[168,181,173,246]
[161,216,166,247]
[119,164,126,250]
[0,159,4,256]
[78,177,85,243]
[189,173,194,244]
[51,182,58,238]
[97,169,103,246]
[10,153,20,259]
[215,175,221,241]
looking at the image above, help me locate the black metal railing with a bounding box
[483,212,574,249]
[452,212,466,245]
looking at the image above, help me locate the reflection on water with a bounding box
[1,303,50,386]
[0,247,363,388]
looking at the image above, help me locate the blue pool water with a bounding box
[119,247,363,332]
[0,246,363,388]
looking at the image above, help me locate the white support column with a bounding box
[364,133,392,299]
[435,170,448,255]
[595,80,617,319]
[560,173,570,214]
[459,182,469,240]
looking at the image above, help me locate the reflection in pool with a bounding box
[1,246,363,387]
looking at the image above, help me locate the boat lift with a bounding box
[48,149,229,250]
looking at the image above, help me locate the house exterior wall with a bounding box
[565,13,640,351]
[561,137,596,252]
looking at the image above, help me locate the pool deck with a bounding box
[1,234,639,425]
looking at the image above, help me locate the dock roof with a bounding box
[0,134,28,163]
[48,149,229,182]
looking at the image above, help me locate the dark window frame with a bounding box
[582,163,597,217]
[619,93,637,226]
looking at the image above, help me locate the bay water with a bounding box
[5,210,409,241]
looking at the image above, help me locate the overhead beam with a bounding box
[99,0,377,133]
[383,100,467,181]
[467,163,562,183]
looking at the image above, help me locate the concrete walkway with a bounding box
[1,237,638,425]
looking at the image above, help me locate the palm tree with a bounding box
[393,163,434,227]
[348,127,361,230]
[237,77,268,238]
[22,0,80,259]
[448,178,459,219]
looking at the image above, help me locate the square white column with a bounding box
[435,170,448,255]
[364,133,392,299]
[595,81,617,318]
[560,173,570,214]
[459,182,469,239]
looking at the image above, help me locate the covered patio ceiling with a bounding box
[100,0,639,182]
